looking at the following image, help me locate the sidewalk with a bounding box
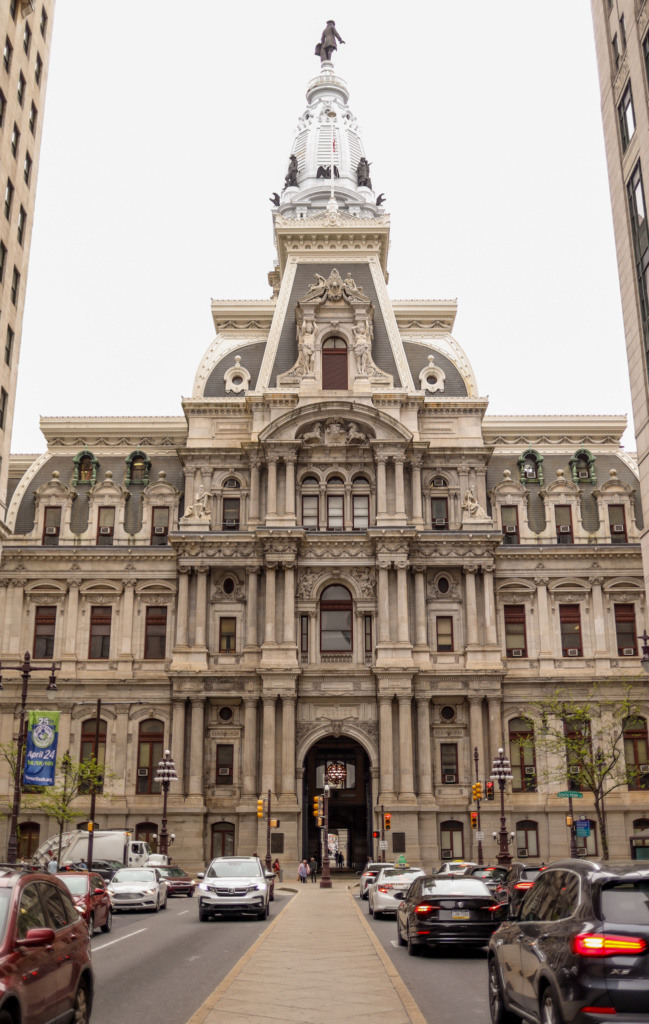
[186,878,427,1024]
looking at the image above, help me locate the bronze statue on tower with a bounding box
[315,21,345,63]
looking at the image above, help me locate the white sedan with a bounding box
[368,866,425,918]
[108,867,168,912]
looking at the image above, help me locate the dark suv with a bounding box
[488,859,649,1023]
[497,861,545,916]
[0,864,93,1023]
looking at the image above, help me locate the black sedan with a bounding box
[396,875,507,955]
[488,859,649,1024]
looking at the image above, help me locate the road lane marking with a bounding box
[177,910,189,916]
[92,928,147,951]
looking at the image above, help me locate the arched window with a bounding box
[515,819,539,859]
[440,820,464,860]
[517,449,544,485]
[352,476,370,530]
[509,718,536,792]
[73,450,99,486]
[211,821,235,859]
[124,450,151,485]
[79,457,93,481]
[322,336,348,390]
[17,821,40,860]
[576,819,597,857]
[137,719,164,795]
[223,478,240,488]
[624,717,649,790]
[135,821,159,854]
[570,449,596,485]
[326,477,345,530]
[320,585,352,652]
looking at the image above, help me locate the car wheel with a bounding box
[187,890,194,898]
[101,908,112,934]
[368,899,374,916]
[153,896,160,913]
[198,906,210,922]
[72,980,90,1024]
[488,957,517,1024]
[540,988,561,1024]
[87,913,94,937]
[161,892,168,910]
[407,925,421,957]
[397,919,406,946]
[257,901,269,921]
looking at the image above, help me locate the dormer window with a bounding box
[97,507,115,545]
[125,450,151,486]
[78,457,93,482]
[518,449,544,485]
[570,449,596,485]
[523,459,537,480]
[42,506,61,546]
[131,458,146,482]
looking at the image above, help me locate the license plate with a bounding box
[452,911,470,920]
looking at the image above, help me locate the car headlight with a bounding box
[198,883,209,891]
[143,888,156,894]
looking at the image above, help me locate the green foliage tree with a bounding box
[524,686,643,861]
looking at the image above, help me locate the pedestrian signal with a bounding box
[372,831,380,838]
[485,782,495,801]
[257,798,264,818]
[87,822,94,832]
[471,811,478,830]
[384,812,391,831]
[317,816,324,828]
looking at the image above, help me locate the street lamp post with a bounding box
[1,652,58,864]
[319,783,332,889]
[490,747,514,866]
[473,746,484,867]
[153,750,177,858]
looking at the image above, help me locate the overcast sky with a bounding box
[11,1,632,454]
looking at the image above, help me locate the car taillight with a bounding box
[414,904,439,918]
[514,882,534,890]
[378,886,390,893]
[488,905,502,912]
[571,933,648,957]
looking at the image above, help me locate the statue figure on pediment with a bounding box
[301,422,324,446]
[300,274,328,304]
[356,158,372,189]
[346,422,367,446]
[285,154,298,189]
[326,268,344,301]
[343,275,367,301]
[461,487,489,521]
[352,318,372,375]
[297,319,315,375]
[325,418,347,446]
[183,485,212,520]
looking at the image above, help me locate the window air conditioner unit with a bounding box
[558,525,571,533]
[525,766,536,776]
[99,527,112,535]
[137,768,149,777]
[435,518,447,526]
[611,524,625,533]
[224,519,238,526]
[441,849,453,859]
[45,527,57,535]
[505,526,517,534]
[511,649,524,657]
[154,526,166,535]
[639,764,649,773]
[517,848,528,858]
[622,647,635,656]
[443,774,457,784]
[578,470,589,479]
[569,765,581,775]
[567,649,580,657]
[218,767,230,776]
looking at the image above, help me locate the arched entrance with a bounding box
[302,735,371,870]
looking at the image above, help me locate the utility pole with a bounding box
[380,803,385,863]
[87,698,101,870]
[265,788,272,873]
[473,746,484,867]
[320,783,332,888]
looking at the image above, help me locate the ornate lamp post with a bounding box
[153,750,177,858]
[1,652,58,863]
[490,747,514,866]
[319,782,332,889]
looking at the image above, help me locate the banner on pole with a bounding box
[23,711,60,787]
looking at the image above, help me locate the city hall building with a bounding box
[1,58,648,870]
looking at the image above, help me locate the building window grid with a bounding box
[39,7,47,39]
[624,718,649,790]
[615,602,637,655]
[501,504,519,544]
[216,744,234,786]
[88,606,111,660]
[9,0,17,21]
[136,720,163,795]
[627,163,649,349]
[34,51,42,84]
[440,744,459,783]
[504,604,527,657]
[151,506,169,545]
[144,606,167,660]
[4,178,13,220]
[219,617,236,653]
[301,493,319,530]
[300,615,309,655]
[515,820,539,858]
[560,603,582,657]
[352,493,369,530]
[96,506,115,545]
[320,584,353,652]
[618,84,636,152]
[42,505,60,545]
[23,151,31,185]
[0,387,8,430]
[33,605,55,659]
[10,267,19,305]
[364,614,372,654]
[432,496,449,530]
[3,37,12,73]
[17,72,25,108]
[440,820,464,859]
[10,123,19,158]
[23,21,31,56]
[222,496,240,531]
[608,504,627,542]
[555,505,573,544]
[509,719,536,792]
[4,326,12,366]
[436,616,453,652]
[326,492,344,530]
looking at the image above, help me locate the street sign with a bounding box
[575,821,591,838]
[476,831,485,840]
[557,791,583,798]
[379,840,388,850]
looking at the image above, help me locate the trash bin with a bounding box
[279,869,284,882]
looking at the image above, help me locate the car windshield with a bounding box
[57,875,88,896]
[112,870,156,884]
[422,878,491,897]
[601,880,649,925]
[0,890,10,942]
[381,869,422,880]
[366,864,391,873]
[97,861,123,869]
[158,867,186,878]
[206,860,261,878]
[472,868,507,880]
[521,868,542,881]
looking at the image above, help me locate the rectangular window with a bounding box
[10,123,19,158]
[17,206,25,244]
[4,179,13,220]
[10,266,20,305]
[615,603,637,655]
[436,616,453,652]
[620,14,627,49]
[222,496,240,530]
[555,505,573,543]
[612,32,620,70]
[42,505,61,545]
[89,606,111,659]
[23,21,31,55]
[0,387,8,430]
[504,604,527,657]
[219,616,236,653]
[364,614,373,654]
[560,603,582,657]
[151,506,169,545]
[300,615,309,654]
[29,102,37,135]
[327,494,343,529]
[628,163,649,348]
[3,37,12,73]
[619,83,636,151]
[0,242,5,283]
[441,743,458,782]
[96,506,115,545]
[34,51,42,84]
[33,605,55,658]
[144,606,167,660]
[352,494,369,530]
[0,90,5,127]
[608,504,627,542]
[23,151,31,185]
[40,6,48,38]
[302,494,318,530]
[9,0,17,21]
[501,505,519,544]
[216,744,234,785]
[432,496,448,530]
[17,72,25,107]
[4,326,13,365]
[644,31,649,89]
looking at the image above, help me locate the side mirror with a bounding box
[197,872,205,880]
[93,888,105,895]
[264,871,275,879]
[16,927,56,948]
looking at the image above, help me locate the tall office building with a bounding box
[591,1,649,592]
[0,0,55,520]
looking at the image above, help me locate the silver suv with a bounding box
[197,856,274,921]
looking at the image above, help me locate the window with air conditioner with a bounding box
[216,744,234,786]
[440,743,458,784]
[501,505,519,544]
[222,497,240,531]
[151,506,169,545]
[578,470,589,480]
[432,497,448,531]
[509,718,536,792]
[97,507,115,546]
[517,848,528,858]
[42,506,61,546]
[555,505,573,544]
[608,505,627,543]
[504,605,527,658]
[560,604,582,657]
[569,765,581,775]
[615,602,637,655]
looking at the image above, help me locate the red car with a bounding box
[0,865,93,1023]
[56,871,113,935]
[155,866,195,897]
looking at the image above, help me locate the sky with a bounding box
[11,1,633,453]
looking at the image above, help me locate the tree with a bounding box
[524,686,644,861]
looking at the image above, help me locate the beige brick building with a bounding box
[1,57,648,873]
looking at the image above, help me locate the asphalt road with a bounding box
[89,891,294,1024]
[356,894,495,1024]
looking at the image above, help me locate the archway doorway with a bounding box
[302,735,371,870]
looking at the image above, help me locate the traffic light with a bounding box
[485,782,495,801]
[269,819,280,828]
[471,811,478,830]
[565,815,573,827]
[87,822,94,832]
[257,797,264,818]
[472,782,482,801]
[313,796,319,819]
[384,812,391,831]
[372,831,380,838]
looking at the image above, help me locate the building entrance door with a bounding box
[302,736,371,870]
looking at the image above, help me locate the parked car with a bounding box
[496,861,545,917]
[56,871,113,934]
[0,864,93,1023]
[396,874,507,955]
[85,859,123,883]
[368,866,425,918]
[468,866,509,895]
[156,865,195,897]
[435,860,478,876]
[197,856,274,921]
[488,859,649,1024]
[144,854,171,867]
[358,861,395,899]
[107,867,168,912]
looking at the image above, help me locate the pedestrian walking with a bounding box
[309,855,318,882]
[337,851,344,869]
[47,853,58,874]
[298,859,309,883]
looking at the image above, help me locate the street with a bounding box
[89,892,294,1024]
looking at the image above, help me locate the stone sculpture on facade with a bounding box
[296,319,315,375]
[182,485,212,521]
[315,20,345,63]
[357,158,372,189]
[419,354,446,394]
[461,487,489,521]
[352,318,372,375]
[345,422,367,445]
[301,422,324,446]
[324,418,347,446]
[284,154,298,188]
[298,269,368,307]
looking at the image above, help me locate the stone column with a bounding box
[534,577,552,656]
[176,568,190,647]
[412,566,428,647]
[398,696,415,798]
[309,609,318,664]
[378,695,395,797]
[319,484,326,528]
[248,454,261,523]
[189,696,205,796]
[283,564,295,645]
[172,698,187,794]
[463,566,479,646]
[242,696,258,795]
[266,455,278,518]
[184,466,197,509]
[375,454,388,516]
[589,576,607,655]
[264,563,276,644]
[377,564,391,643]
[410,456,423,523]
[262,695,276,795]
[344,484,352,530]
[482,565,498,645]
[469,696,485,779]
[487,696,503,766]
[393,456,406,516]
[194,567,209,648]
[245,567,260,648]
[423,485,432,528]
[8,580,25,655]
[416,696,433,796]
[281,696,297,800]
[63,580,80,656]
[119,580,135,656]
[396,565,410,644]
[284,453,296,519]
[113,708,129,798]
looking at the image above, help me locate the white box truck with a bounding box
[33,829,150,869]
